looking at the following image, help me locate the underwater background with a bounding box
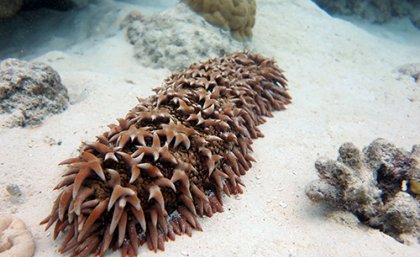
[0,0,419,257]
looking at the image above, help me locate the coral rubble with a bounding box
[41,52,291,256]
[306,138,420,242]
[0,58,69,127]
[0,215,35,257]
[124,3,248,71]
[183,0,256,41]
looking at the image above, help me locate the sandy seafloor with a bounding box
[1,0,420,256]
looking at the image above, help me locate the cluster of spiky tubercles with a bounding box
[41,52,291,257]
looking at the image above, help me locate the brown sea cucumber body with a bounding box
[41,52,291,257]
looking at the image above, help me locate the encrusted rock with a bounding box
[313,0,420,29]
[0,58,69,127]
[306,138,420,243]
[370,192,419,238]
[124,3,249,71]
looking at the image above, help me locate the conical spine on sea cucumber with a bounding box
[41,52,291,257]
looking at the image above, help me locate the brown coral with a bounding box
[41,52,291,256]
[183,0,256,41]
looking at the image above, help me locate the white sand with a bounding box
[1,0,419,256]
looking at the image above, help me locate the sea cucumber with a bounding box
[41,52,291,257]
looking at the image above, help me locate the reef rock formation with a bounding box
[41,52,291,257]
[306,138,420,243]
[313,0,420,29]
[124,3,249,71]
[183,0,256,41]
[0,58,69,127]
[0,0,23,18]
[0,215,35,257]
